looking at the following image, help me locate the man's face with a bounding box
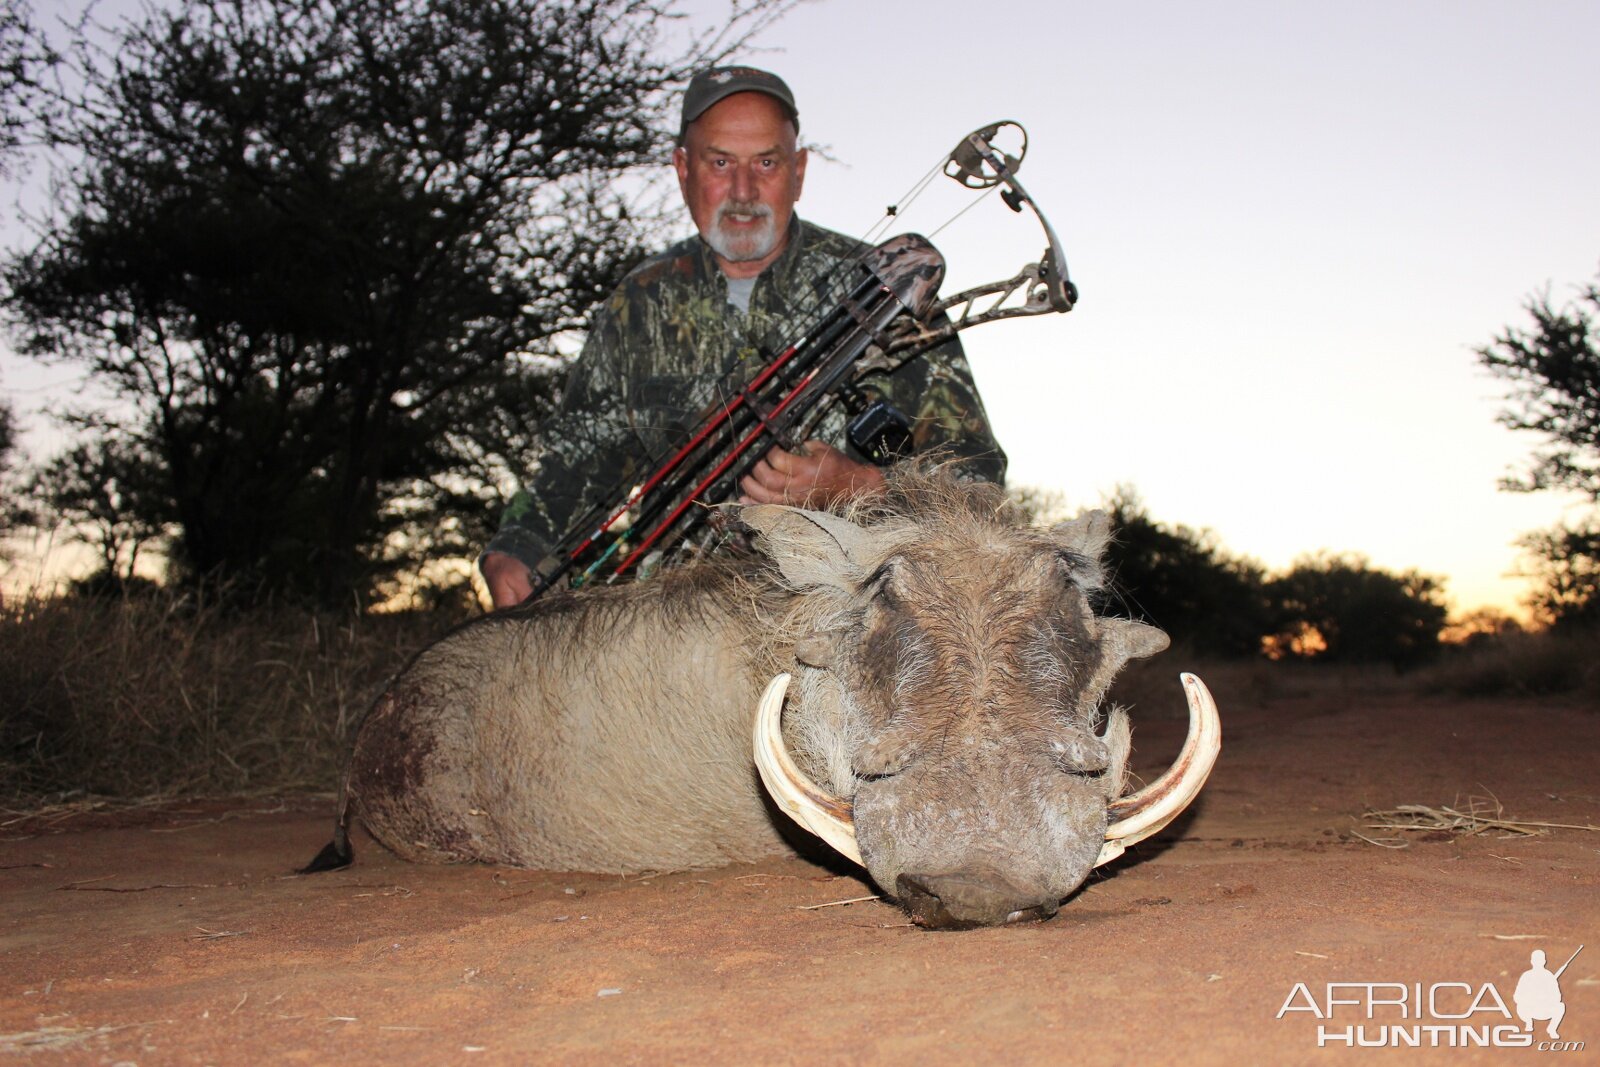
[674,92,807,277]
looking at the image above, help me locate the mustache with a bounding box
[714,200,773,222]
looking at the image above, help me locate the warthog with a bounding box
[308,469,1219,929]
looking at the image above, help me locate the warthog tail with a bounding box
[300,831,353,873]
[299,761,354,873]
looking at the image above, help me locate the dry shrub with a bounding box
[1108,631,1600,720]
[0,589,466,807]
[1106,644,1285,718]
[1418,627,1600,700]
[1106,643,1425,718]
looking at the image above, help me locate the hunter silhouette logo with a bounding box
[1277,943,1586,1050]
[1516,946,1582,1040]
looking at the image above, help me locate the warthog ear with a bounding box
[1050,510,1111,590]
[741,505,883,590]
[1079,617,1172,709]
[1104,617,1170,663]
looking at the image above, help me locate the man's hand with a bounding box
[481,551,535,609]
[739,440,886,508]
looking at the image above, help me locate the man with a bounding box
[481,66,1005,607]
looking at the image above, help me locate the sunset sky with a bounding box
[737,0,1600,617]
[3,0,1598,617]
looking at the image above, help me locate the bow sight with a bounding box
[517,121,1077,604]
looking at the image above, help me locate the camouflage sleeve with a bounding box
[482,302,641,578]
[863,328,1007,484]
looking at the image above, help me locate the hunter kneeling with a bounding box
[479,65,1004,608]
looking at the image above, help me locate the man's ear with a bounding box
[672,144,690,195]
[792,144,807,201]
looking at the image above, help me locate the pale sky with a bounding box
[4,0,1598,617]
[742,0,1600,617]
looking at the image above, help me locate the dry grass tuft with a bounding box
[0,1026,136,1054]
[1108,644,1306,716]
[0,588,465,809]
[1356,794,1600,849]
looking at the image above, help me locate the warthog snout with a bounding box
[897,867,1062,930]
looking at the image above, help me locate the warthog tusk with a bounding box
[752,671,1220,873]
[1095,672,1221,867]
[752,673,864,867]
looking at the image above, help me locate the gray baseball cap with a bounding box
[681,65,799,135]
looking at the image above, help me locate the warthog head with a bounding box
[740,475,1218,929]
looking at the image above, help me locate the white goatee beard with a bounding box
[705,200,778,263]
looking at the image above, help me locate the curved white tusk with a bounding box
[1095,672,1221,868]
[752,673,865,867]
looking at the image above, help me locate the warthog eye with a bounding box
[1051,548,1101,592]
[1049,733,1110,776]
[860,558,900,609]
[1054,759,1109,782]
[852,736,917,780]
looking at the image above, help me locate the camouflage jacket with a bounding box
[485,217,1007,579]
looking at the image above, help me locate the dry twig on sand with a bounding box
[798,894,882,911]
[1357,794,1600,848]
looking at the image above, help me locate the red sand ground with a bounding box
[2,680,1597,1065]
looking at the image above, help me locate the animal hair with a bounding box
[491,459,1132,797]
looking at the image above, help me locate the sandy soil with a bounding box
[3,679,1597,1065]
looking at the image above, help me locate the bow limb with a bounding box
[868,261,1063,364]
[849,122,1078,375]
[954,125,1078,314]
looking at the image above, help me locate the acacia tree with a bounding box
[1100,488,1270,658]
[1514,521,1600,629]
[4,0,781,604]
[27,434,170,586]
[0,395,30,550]
[0,0,57,177]
[1478,273,1600,626]
[1266,552,1447,667]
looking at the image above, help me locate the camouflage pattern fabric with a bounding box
[485,217,1007,580]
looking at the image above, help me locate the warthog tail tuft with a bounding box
[299,830,353,873]
[301,755,356,873]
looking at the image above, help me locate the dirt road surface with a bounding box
[3,680,1596,1065]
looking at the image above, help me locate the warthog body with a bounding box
[321,469,1207,927]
